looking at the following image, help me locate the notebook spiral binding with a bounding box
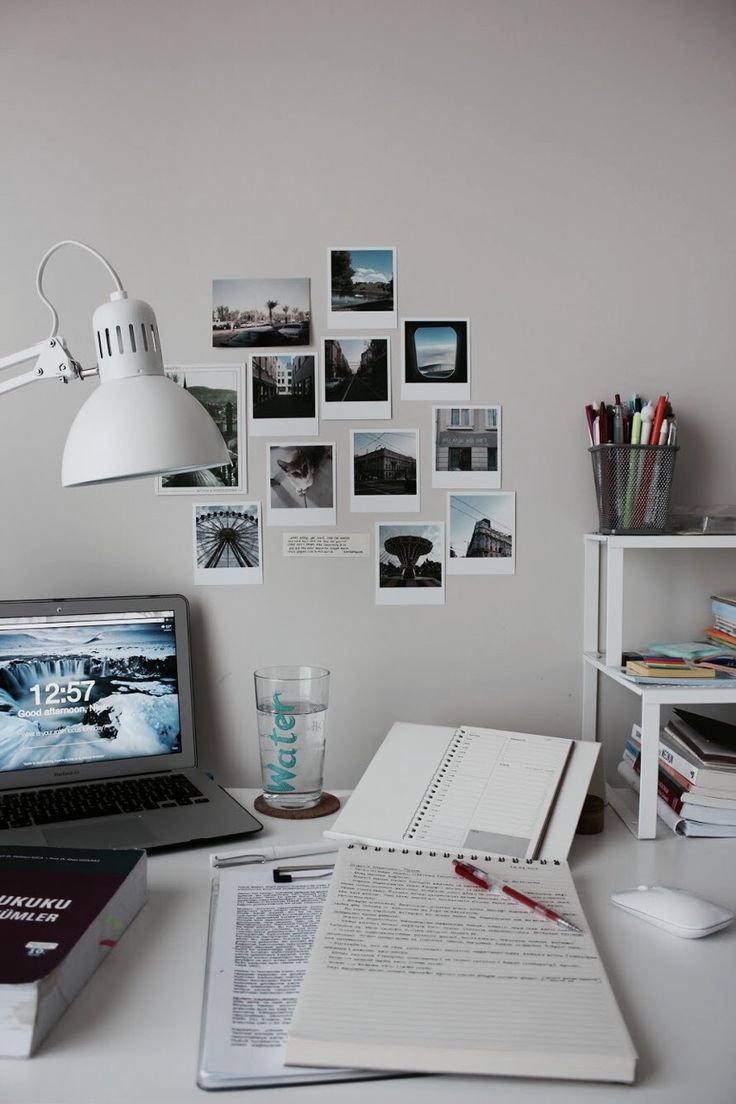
[405,726,466,839]
[346,844,561,865]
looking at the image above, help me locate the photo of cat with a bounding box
[267,443,337,527]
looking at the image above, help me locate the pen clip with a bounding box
[273,863,335,884]
[211,853,266,868]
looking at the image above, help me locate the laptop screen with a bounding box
[0,608,182,776]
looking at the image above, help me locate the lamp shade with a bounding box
[60,292,230,486]
[62,373,231,486]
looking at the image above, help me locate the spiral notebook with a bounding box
[285,846,637,1084]
[325,723,600,860]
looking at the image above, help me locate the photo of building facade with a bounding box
[352,432,418,497]
[466,517,512,558]
[354,446,414,484]
[435,407,498,473]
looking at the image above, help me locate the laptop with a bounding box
[0,594,262,850]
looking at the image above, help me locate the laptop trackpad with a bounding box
[43,816,158,850]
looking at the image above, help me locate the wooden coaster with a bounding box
[254,792,341,820]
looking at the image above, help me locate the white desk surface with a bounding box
[3,791,736,1104]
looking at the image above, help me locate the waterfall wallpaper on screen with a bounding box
[0,615,181,772]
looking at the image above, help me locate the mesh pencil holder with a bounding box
[589,444,678,535]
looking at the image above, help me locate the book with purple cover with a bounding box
[0,846,146,1057]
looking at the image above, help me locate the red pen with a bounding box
[649,394,668,449]
[452,860,582,933]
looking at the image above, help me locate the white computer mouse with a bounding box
[611,884,735,939]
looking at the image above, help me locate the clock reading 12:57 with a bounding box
[28,680,96,706]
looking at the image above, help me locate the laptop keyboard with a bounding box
[0,774,210,830]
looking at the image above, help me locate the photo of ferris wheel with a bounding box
[193,503,263,585]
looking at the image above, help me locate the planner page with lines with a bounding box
[286,847,637,1084]
[404,726,573,858]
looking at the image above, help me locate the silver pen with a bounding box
[210,841,337,868]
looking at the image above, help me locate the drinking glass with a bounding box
[254,666,330,810]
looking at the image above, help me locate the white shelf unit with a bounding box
[582,533,736,839]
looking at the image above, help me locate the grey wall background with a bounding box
[2,0,735,790]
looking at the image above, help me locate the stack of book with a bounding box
[623,657,716,682]
[617,709,736,837]
[620,641,736,682]
[704,594,736,653]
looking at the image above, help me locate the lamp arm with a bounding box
[0,338,85,397]
[35,240,126,340]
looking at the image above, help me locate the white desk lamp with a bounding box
[0,240,230,486]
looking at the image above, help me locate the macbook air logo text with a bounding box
[53,769,81,778]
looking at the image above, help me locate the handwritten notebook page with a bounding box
[286,848,636,1084]
[406,727,573,858]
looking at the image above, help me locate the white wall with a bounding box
[2,0,736,788]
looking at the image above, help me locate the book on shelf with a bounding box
[619,666,734,686]
[622,653,709,669]
[285,846,637,1084]
[629,724,736,794]
[616,759,736,838]
[711,597,736,625]
[712,593,736,609]
[625,660,715,679]
[0,846,146,1058]
[704,627,736,650]
[622,746,736,824]
[628,726,736,801]
[645,641,727,661]
[669,709,736,764]
[698,658,736,675]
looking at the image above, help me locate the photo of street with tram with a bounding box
[212,278,311,348]
[323,338,389,404]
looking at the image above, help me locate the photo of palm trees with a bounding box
[321,336,392,420]
[212,278,311,347]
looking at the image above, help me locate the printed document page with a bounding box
[406,726,573,858]
[198,863,370,1088]
[286,848,636,1083]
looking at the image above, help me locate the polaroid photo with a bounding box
[157,365,244,494]
[248,353,318,437]
[447,491,516,575]
[375,522,445,606]
[193,502,263,585]
[401,318,470,401]
[321,337,391,420]
[327,248,396,329]
[350,430,419,514]
[212,278,311,348]
[432,405,501,489]
[267,443,336,527]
